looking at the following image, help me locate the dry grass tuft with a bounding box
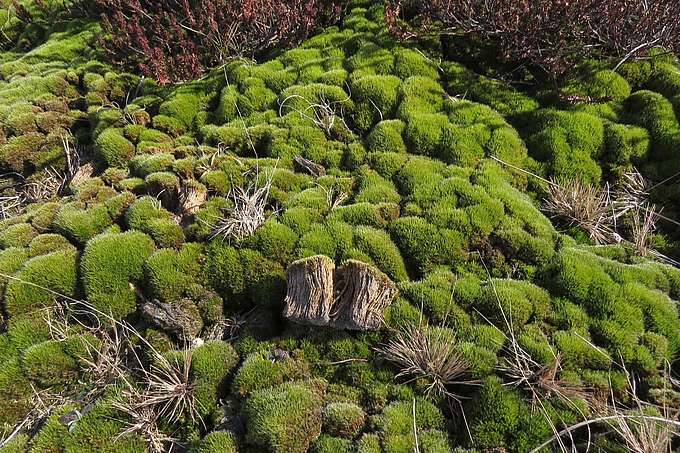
[376,323,471,399]
[278,87,352,139]
[543,180,616,244]
[210,166,275,243]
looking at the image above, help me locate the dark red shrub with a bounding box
[75,0,348,84]
[386,0,680,76]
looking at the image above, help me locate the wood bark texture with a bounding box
[283,255,335,326]
[283,255,397,330]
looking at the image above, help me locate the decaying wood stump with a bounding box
[332,260,398,330]
[294,155,326,177]
[140,298,203,342]
[283,255,335,326]
[283,255,397,330]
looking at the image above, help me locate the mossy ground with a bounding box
[2,1,680,452]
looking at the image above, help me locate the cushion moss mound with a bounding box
[243,380,325,453]
[81,230,155,320]
[4,249,79,320]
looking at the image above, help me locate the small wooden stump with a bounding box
[283,255,335,326]
[140,298,203,342]
[294,155,326,177]
[283,256,397,330]
[332,260,398,330]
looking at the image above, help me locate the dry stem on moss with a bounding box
[543,180,616,244]
[376,323,471,399]
[210,165,275,242]
[278,87,352,139]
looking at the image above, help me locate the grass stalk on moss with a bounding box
[473,253,591,453]
[211,164,276,243]
[278,86,352,138]
[0,270,203,450]
[530,363,680,453]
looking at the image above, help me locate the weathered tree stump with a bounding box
[140,298,203,342]
[283,255,335,326]
[294,155,326,177]
[283,255,397,330]
[332,260,398,330]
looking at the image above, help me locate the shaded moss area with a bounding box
[2,2,680,452]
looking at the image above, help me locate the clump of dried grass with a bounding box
[210,166,275,243]
[543,180,616,244]
[50,300,202,452]
[376,323,471,400]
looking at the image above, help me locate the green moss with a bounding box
[4,249,79,319]
[0,131,44,174]
[93,128,135,169]
[159,92,201,130]
[28,201,61,232]
[190,340,240,418]
[351,225,408,281]
[144,243,203,302]
[203,241,286,310]
[200,170,232,196]
[2,434,31,453]
[466,375,551,452]
[389,217,462,278]
[125,195,172,229]
[20,339,81,388]
[347,42,394,79]
[399,76,445,114]
[357,433,381,453]
[236,77,276,118]
[0,358,33,426]
[562,69,631,102]
[623,90,680,164]
[475,279,550,331]
[27,233,76,257]
[52,202,113,246]
[118,177,146,193]
[402,114,448,157]
[215,85,239,124]
[322,402,365,438]
[366,119,406,154]
[129,152,175,178]
[343,141,367,170]
[354,167,401,204]
[0,222,37,248]
[378,399,445,438]
[81,230,155,320]
[0,315,51,361]
[399,269,471,329]
[232,351,311,397]
[23,406,71,452]
[393,49,439,80]
[72,177,116,203]
[646,61,680,99]
[4,109,37,136]
[394,157,445,197]
[351,75,402,132]
[310,434,353,453]
[190,431,239,453]
[241,220,299,264]
[243,380,325,453]
[553,330,612,370]
[623,282,680,358]
[63,391,147,453]
[296,221,352,262]
[525,109,604,185]
[438,123,488,166]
